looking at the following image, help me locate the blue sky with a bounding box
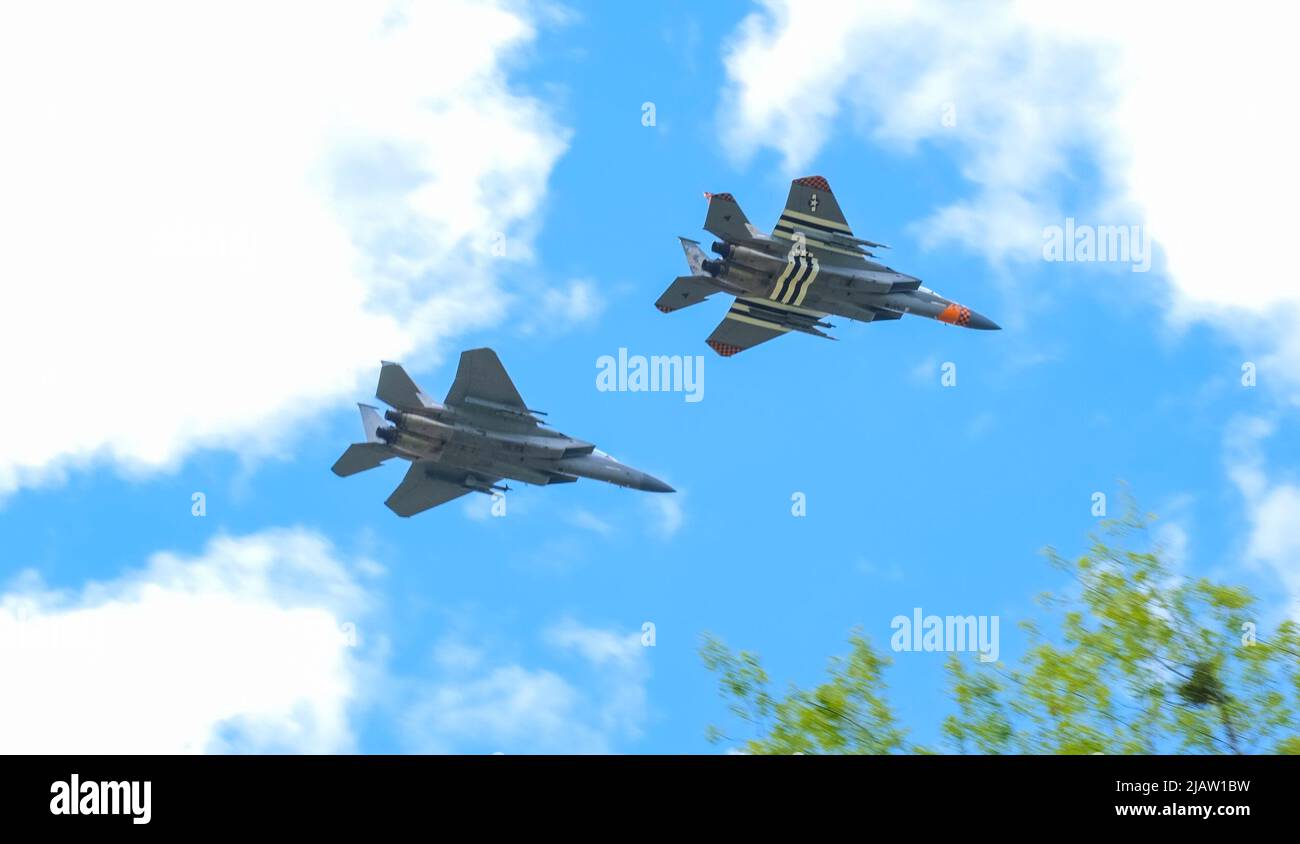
[2,1,1297,753]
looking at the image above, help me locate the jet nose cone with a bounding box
[968,311,1001,330]
[638,473,675,493]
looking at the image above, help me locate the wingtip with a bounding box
[793,175,832,193]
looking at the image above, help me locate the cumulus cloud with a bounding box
[520,278,607,336]
[1224,417,1300,616]
[0,1,569,495]
[0,528,376,753]
[1,527,654,753]
[402,618,650,753]
[720,1,1300,368]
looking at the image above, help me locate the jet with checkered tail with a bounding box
[332,348,673,517]
[657,176,1000,356]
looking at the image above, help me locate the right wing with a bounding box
[705,300,791,356]
[705,296,834,357]
[384,461,479,517]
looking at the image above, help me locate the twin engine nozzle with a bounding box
[701,240,733,277]
[373,408,403,444]
[377,408,454,446]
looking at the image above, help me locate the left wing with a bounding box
[385,461,481,517]
[772,176,885,269]
[443,348,542,425]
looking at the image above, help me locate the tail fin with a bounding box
[702,192,753,241]
[376,361,432,411]
[678,236,707,275]
[358,403,385,443]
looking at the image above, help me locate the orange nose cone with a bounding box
[937,303,968,325]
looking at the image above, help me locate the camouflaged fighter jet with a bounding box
[657,175,1000,356]
[332,349,674,517]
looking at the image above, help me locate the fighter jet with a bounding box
[332,348,674,517]
[657,175,1000,356]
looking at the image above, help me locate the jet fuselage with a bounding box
[704,239,999,331]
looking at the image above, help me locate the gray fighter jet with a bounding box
[333,349,674,517]
[657,175,1000,356]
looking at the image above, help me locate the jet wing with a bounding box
[772,176,876,269]
[384,461,477,517]
[705,301,791,356]
[443,347,539,422]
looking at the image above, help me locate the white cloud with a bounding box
[720,1,1300,371]
[1151,493,1195,573]
[856,558,904,583]
[645,492,684,539]
[402,618,649,753]
[1,526,652,754]
[520,278,607,336]
[0,528,376,753]
[0,1,569,495]
[1224,416,1300,616]
[908,355,939,385]
[568,507,615,536]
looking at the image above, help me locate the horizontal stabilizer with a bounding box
[656,275,716,313]
[331,442,393,477]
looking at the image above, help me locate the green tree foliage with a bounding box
[702,509,1300,754]
[700,631,911,754]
